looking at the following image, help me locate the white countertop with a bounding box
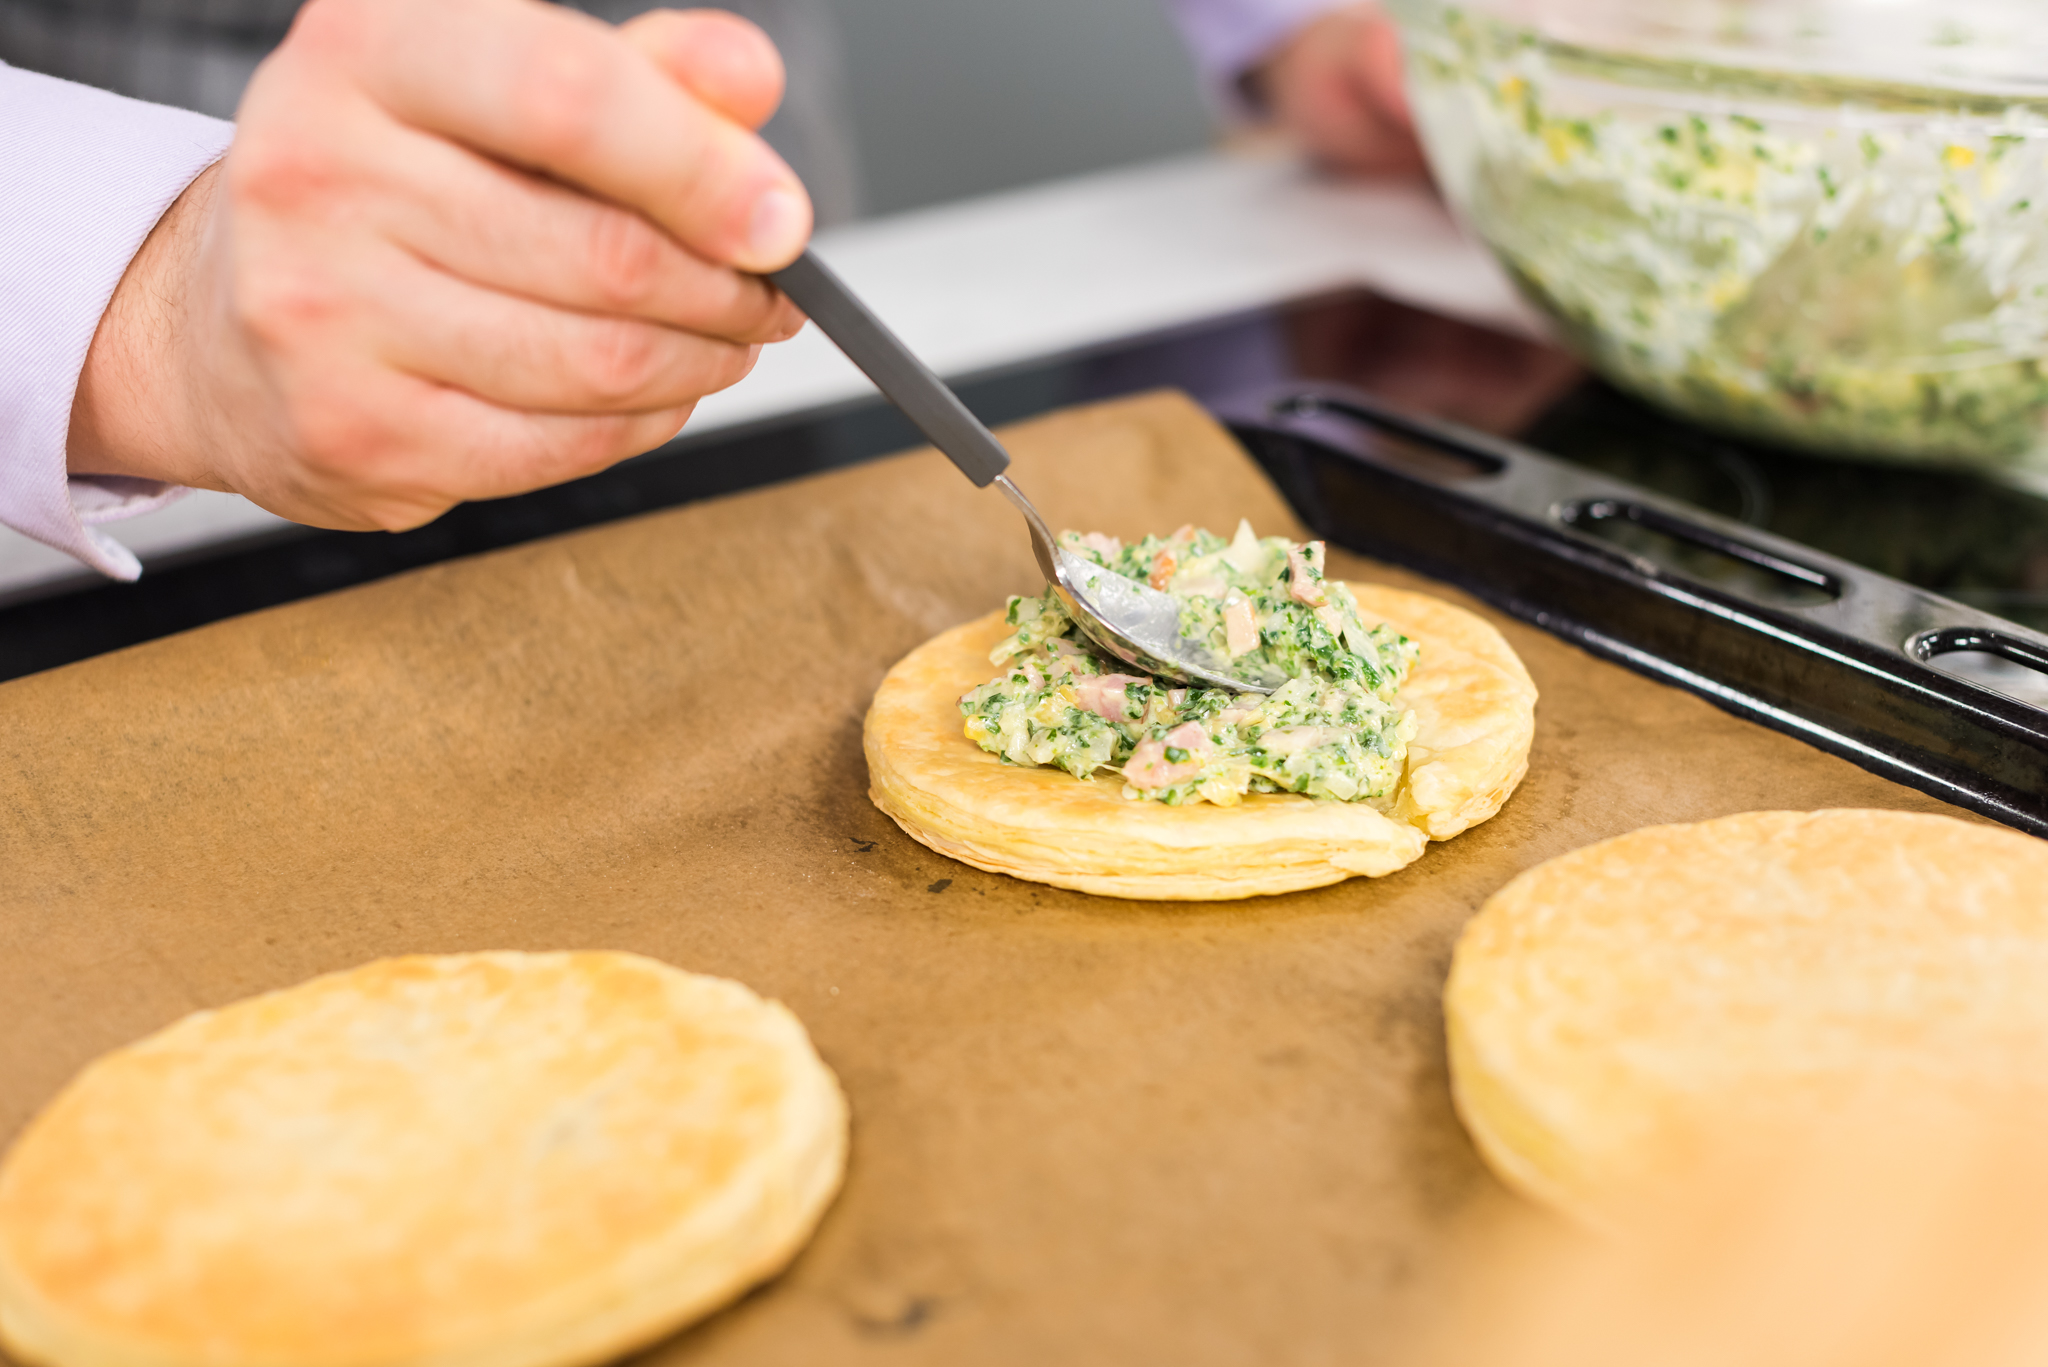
[1,146,1529,602]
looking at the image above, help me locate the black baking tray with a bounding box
[1220,382,2048,836]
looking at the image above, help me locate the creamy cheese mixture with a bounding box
[1402,5,2048,469]
[958,523,1419,807]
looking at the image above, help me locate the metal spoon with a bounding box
[768,249,1276,694]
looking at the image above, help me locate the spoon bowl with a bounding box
[993,476,1279,693]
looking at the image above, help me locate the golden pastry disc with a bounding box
[0,952,847,1367]
[865,583,1537,900]
[1446,809,2048,1221]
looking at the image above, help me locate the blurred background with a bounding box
[827,0,1212,216]
[0,0,1218,222]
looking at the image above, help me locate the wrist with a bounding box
[67,161,223,491]
[1247,3,1372,108]
[1252,2,1428,177]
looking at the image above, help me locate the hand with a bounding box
[1250,3,1428,179]
[67,0,811,532]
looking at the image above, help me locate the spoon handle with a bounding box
[767,249,1011,488]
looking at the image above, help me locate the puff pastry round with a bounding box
[866,583,1537,900]
[0,952,847,1367]
[1446,809,2048,1221]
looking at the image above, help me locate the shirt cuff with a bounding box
[0,62,232,580]
[1161,0,1357,118]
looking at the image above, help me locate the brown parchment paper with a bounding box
[0,391,1971,1366]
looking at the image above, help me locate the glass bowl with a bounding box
[1388,0,2048,474]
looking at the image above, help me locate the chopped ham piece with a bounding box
[1286,542,1329,607]
[1123,721,1215,789]
[1078,532,1122,558]
[1223,597,1259,657]
[1072,672,1150,722]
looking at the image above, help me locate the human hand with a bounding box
[1250,3,1428,179]
[67,0,810,532]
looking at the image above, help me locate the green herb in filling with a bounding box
[957,522,1419,807]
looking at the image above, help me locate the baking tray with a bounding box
[1219,382,2048,837]
[11,389,1975,1366]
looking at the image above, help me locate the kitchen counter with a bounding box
[0,147,1528,604]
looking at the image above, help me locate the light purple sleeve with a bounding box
[1161,0,1354,111]
[1,62,233,580]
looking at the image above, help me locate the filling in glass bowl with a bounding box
[1393,0,2048,472]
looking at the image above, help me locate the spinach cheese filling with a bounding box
[958,522,1420,807]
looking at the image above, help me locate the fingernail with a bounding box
[747,187,809,267]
